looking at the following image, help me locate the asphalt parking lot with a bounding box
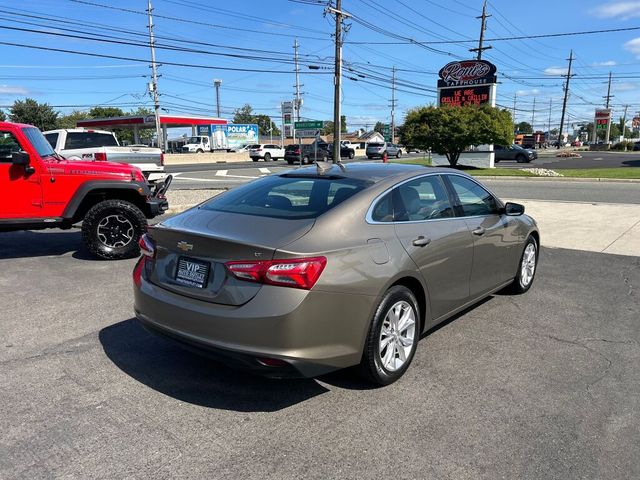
[1,231,638,479]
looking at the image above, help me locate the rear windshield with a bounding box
[64,132,118,149]
[201,175,372,219]
[368,143,384,147]
[247,144,260,149]
[285,144,299,151]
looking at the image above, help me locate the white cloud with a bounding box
[591,60,617,67]
[544,66,568,76]
[613,82,640,92]
[0,85,28,95]
[624,37,640,56]
[591,1,640,19]
[516,89,540,96]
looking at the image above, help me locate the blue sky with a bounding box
[1,0,640,133]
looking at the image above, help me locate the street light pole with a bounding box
[214,79,222,118]
[328,0,350,164]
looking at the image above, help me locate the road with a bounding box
[1,235,638,479]
[497,150,640,169]
[165,163,640,204]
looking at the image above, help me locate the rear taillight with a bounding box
[139,234,156,258]
[133,257,144,288]
[295,149,300,154]
[160,152,165,166]
[226,257,326,290]
[94,152,107,161]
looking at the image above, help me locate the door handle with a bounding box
[412,236,431,247]
[472,227,486,236]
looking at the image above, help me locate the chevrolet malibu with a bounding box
[134,163,539,385]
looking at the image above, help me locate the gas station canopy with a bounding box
[76,114,227,149]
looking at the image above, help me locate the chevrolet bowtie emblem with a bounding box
[177,241,193,252]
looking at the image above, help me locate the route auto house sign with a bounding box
[438,60,497,87]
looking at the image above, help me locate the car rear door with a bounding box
[388,174,474,323]
[443,174,521,298]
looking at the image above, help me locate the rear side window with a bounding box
[64,132,118,149]
[44,133,59,149]
[201,175,372,219]
[371,192,394,222]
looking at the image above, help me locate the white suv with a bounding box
[249,144,285,161]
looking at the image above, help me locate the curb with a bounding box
[478,176,640,183]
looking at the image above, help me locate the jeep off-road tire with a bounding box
[82,200,148,260]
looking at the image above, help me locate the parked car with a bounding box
[285,144,330,165]
[249,144,285,161]
[1,122,171,259]
[366,142,403,159]
[134,163,539,385]
[633,142,640,151]
[494,144,537,163]
[325,143,355,159]
[43,128,166,183]
[341,140,361,150]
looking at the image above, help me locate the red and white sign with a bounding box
[438,60,497,87]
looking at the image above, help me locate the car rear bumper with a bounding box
[133,272,376,377]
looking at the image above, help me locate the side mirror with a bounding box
[11,151,30,166]
[504,202,525,216]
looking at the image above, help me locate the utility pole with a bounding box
[328,0,350,163]
[214,79,222,118]
[621,104,629,147]
[604,71,614,144]
[293,39,302,122]
[147,0,162,150]
[469,0,492,60]
[531,97,536,131]
[390,65,396,144]
[512,92,517,125]
[547,98,552,135]
[557,49,574,149]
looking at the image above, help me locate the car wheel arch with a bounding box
[386,274,430,334]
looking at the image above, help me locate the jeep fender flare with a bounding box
[62,181,150,220]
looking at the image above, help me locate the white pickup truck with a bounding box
[43,128,166,182]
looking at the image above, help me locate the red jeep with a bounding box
[0,122,171,259]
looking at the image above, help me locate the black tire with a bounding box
[287,160,294,165]
[264,152,271,162]
[348,151,355,159]
[196,149,204,154]
[366,155,373,160]
[359,285,420,386]
[516,154,527,163]
[396,150,402,158]
[252,157,259,162]
[81,199,147,260]
[303,155,310,164]
[505,235,538,294]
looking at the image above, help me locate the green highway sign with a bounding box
[294,120,324,129]
[383,123,391,141]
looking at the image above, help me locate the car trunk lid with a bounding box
[146,209,315,305]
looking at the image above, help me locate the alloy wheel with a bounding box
[378,300,416,372]
[97,215,134,249]
[520,242,536,287]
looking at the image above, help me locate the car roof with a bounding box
[279,162,470,184]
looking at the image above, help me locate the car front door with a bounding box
[0,130,43,218]
[444,174,521,298]
[389,174,474,323]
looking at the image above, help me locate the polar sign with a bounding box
[213,124,259,150]
[438,60,497,88]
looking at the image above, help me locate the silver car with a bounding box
[366,142,402,159]
[134,163,539,385]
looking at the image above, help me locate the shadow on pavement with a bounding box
[0,230,93,260]
[99,319,329,412]
[622,159,640,168]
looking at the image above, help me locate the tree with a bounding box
[374,121,385,134]
[88,106,126,119]
[57,110,89,129]
[400,105,514,166]
[321,116,347,135]
[0,109,5,122]
[232,104,280,136]
[9,98,58,131]
[516,121,533,134]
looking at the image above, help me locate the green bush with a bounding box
[611,141,635,151]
